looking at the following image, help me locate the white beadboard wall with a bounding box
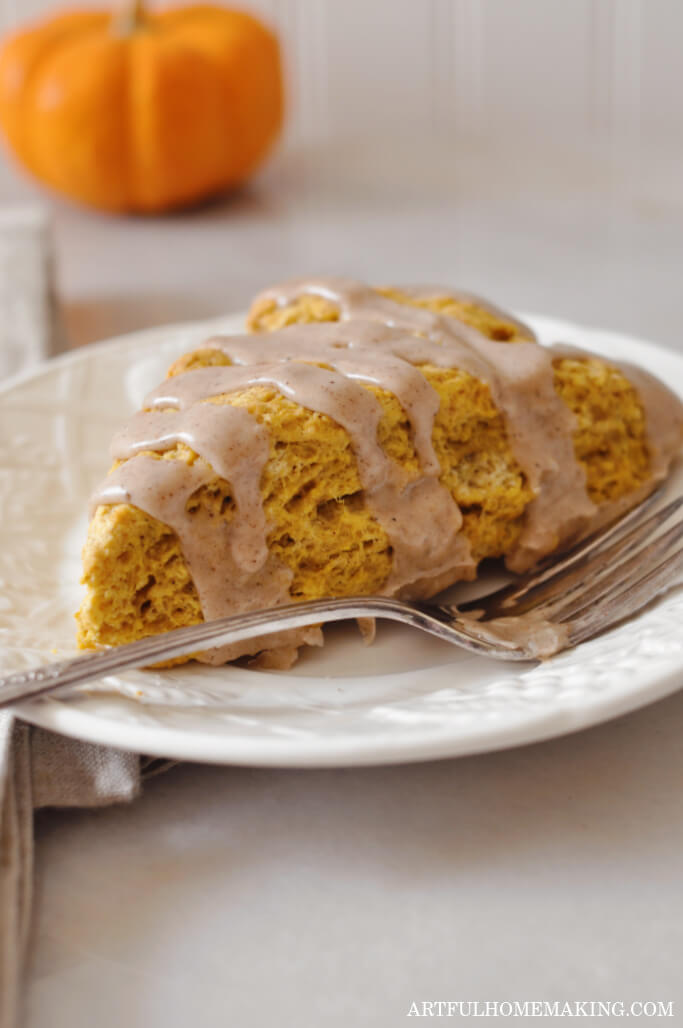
[2,0,682,160]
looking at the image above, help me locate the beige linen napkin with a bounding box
[0,207,63,378]
[0,711,150,1028]
[0,207,175,1027]
[0,711,144,1028]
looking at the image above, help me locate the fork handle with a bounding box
[0,597,414,709]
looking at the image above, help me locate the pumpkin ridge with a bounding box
[155,13,283,186]
[126,31,225,212]
[16,20,106,181]
[0,15,103,176]
[121,25,136,211]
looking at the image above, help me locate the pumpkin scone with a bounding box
[77,279,683,668]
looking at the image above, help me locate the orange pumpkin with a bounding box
[0,2,283,213]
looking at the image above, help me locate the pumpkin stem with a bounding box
[113,0,147,35]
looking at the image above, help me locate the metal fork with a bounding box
[1,490,681,709]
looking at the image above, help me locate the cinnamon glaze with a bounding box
[90,280,683,662]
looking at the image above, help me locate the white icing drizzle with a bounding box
[380,283,538,341]
[93,405,297,664]
[248,281,599,567]
[88,279,683,663]
[144,359,474,598]
[110,404,270,575]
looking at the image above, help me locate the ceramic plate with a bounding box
[1,313,682,766]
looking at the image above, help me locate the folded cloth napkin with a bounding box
[0,206,63,379]
[0,205,175,1027]
[0,711,164,1028]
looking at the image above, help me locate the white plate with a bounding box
[1,313,682,766]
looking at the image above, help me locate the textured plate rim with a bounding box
[5,311,683,767]
[15,661,683,767]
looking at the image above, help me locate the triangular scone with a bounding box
[77,282,683,667]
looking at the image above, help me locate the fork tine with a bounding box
[464,494,682,619]
[533,486,665,574]
[547,515,683,623]
[460,487,664,613]
[568,544,683,647]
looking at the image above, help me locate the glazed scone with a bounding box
[77,279,683,667]
[247,281,535,342]
[245,279,663,504]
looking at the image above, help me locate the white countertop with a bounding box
[2,138,681,1026]
[4,136,683,355]
[28,693,683,1026]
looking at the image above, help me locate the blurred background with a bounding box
[0,0,682,353]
